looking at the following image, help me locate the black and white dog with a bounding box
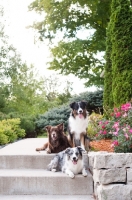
[67,101,90,150]
[47,146,89,178]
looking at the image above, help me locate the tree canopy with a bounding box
[29,0,111,87]
[0,5,73,116]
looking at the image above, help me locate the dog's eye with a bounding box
[69,152,73,156]
[75,152,79,156]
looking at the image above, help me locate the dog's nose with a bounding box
[73,157,76,160]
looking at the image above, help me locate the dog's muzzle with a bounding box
[52,133,57,140]
[78,109,84,118]
[72,157,78,165]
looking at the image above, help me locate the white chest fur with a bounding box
[67,159,83,174]
[69,115,88,139]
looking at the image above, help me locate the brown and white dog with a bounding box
[67,101,90,151]
[36,123,71,153]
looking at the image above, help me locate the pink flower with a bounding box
[111,143,114,148]
[116,127,120,132]
[115,112,121,118]
[99,130,103,134]
[101,125,105,129]
[105,121,109,124]
[124,133,129,139]
[121,103,131,111]
[103,130,107,135]
[112,140,119,146]
[113,131,118,136]
[129,129,132,133]
[114,108,118,112]
[122,112,127,117]
[113,122,119,129]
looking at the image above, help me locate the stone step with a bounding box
[0,169,93,195]
[0,154,54,169]
[0,195,94,200]
[0,138,54,169]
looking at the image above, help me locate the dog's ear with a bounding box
[81,101,88,107]
[57,123,64,132]
[44,125,51,132]
[70,102,76,109]
[77,146,85,156]
[65,147,71,154]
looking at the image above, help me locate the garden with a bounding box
[89,102,132,153]
[1,0,132,156]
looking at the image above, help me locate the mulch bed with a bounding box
[90,139,114,152]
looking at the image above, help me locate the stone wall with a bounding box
[88,152,132,200]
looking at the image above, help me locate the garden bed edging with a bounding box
[88,152,132,200]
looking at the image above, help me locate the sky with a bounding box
[1,0,96,94]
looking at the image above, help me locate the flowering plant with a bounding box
[96,102,132,153]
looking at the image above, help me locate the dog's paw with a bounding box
[69,172,75,179]
[46,148,51,154]
[82,169,88,177]
[51,168,57,172]
[36,148,40,151]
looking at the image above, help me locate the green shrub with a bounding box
[0,130,8,145]
[88,112,103,139]
[36,105,71,131]
[6,113,36,138]
[20,116,35,132]
[0,118,25,145]
[0,112,8,121]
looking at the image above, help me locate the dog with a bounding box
[36,123,71,153]
[67,101,90,151]
[47,146,89,178]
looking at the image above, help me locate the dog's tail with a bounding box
[84,135,92,152]
[47,155,60,171]
[85,135,92,141]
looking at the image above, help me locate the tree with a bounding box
[7,63,47,115]
[103,0,132,108]
[103,3,114,109]
[49,39,104,87]
[0,6,21,85]
[29,0,111,87]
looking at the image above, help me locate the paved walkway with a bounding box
[0,138,48,155]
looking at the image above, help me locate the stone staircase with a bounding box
[0,138,94,200]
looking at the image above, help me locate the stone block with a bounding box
[97,184,132,200]
[93,153,132,169]
[93,168,126,184]
[127,168,132,185]
[88,151,108,169]
[94,181,100,197]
